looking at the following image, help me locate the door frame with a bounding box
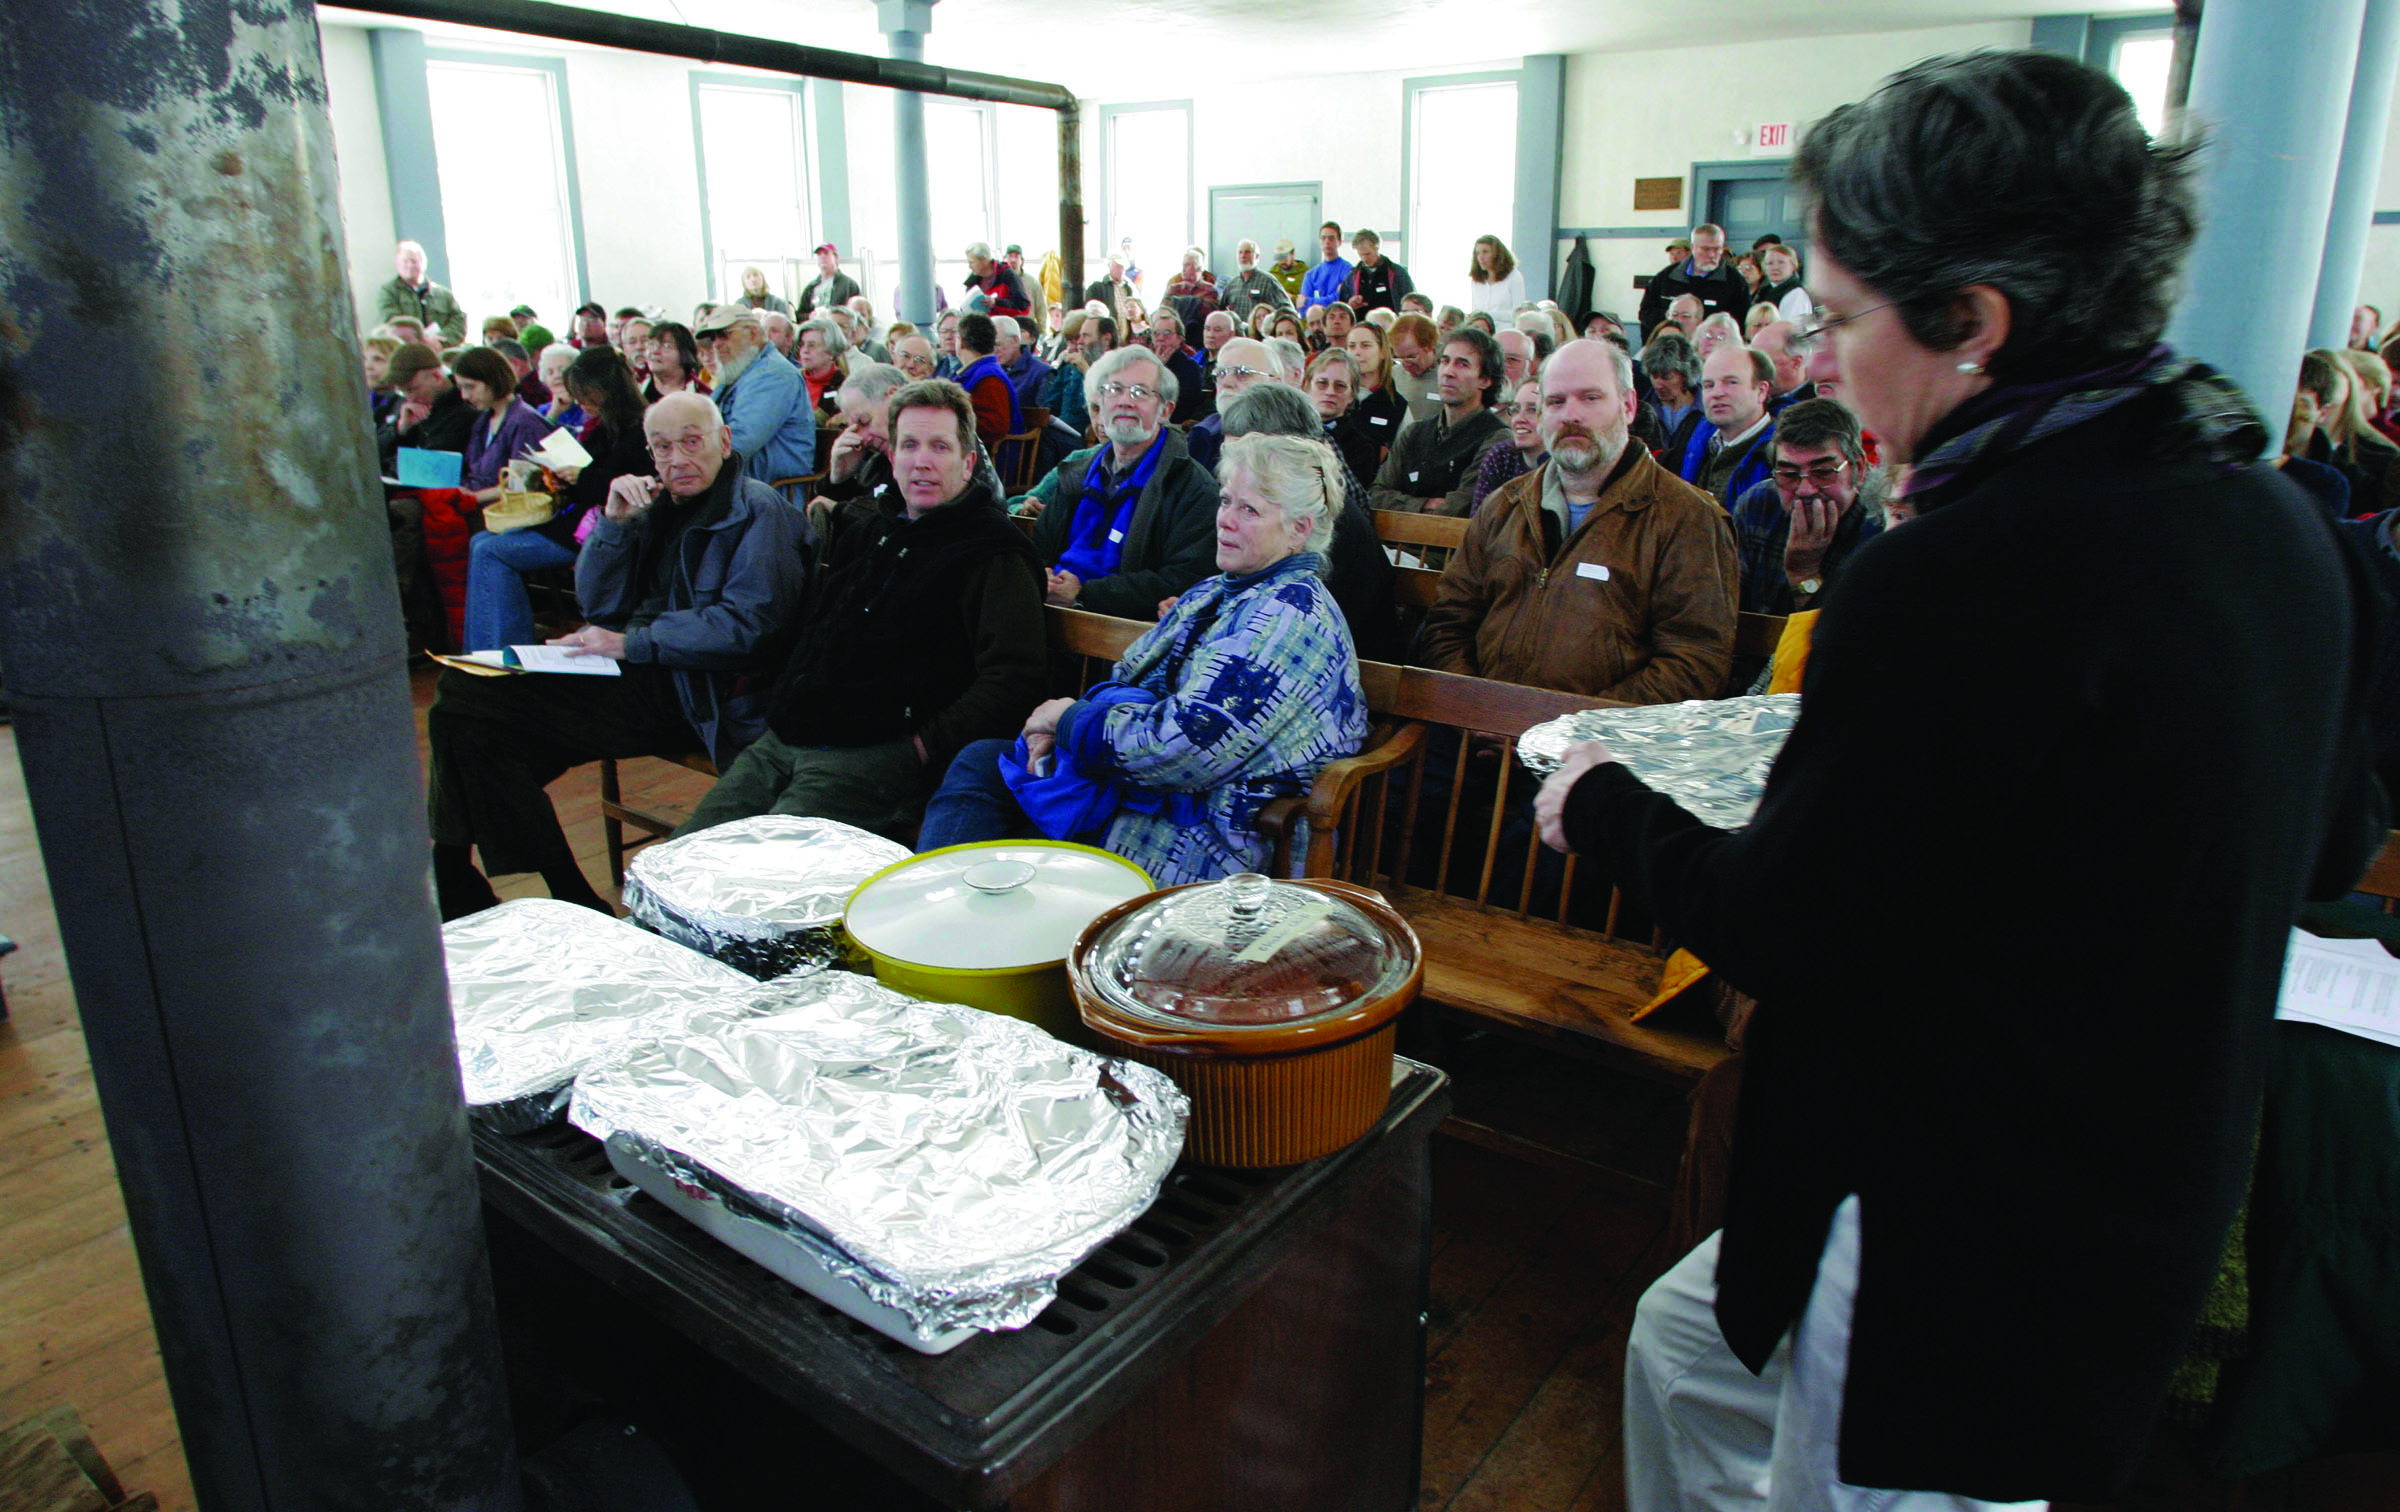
[1691,158,1796,240]
[1207,180,1323,273]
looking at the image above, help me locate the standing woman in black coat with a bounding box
[1534,49,2385,1511]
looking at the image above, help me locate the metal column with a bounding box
[2312,0,2400,349]
[882,0,939,326]
[2166,0,2369,443]
[0,1,520,1507]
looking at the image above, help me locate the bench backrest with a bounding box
[1372,508,1467,569]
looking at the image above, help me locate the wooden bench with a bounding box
[1371,508,1466,569]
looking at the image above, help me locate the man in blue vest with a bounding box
[1680,344,1778,506]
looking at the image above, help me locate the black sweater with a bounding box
[1562,383,2384,1501]
[764,476,1045,772]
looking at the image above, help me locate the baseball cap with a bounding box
[692,304,754,336]
[1005,243,1023,255]
[814,242,839,256]
[509,303,538,318]
[1274,238,1296,256]
[384,342,443,387]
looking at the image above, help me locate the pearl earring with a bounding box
[1956,360,1985,375]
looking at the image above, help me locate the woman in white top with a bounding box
[1756,241,1813,325]
[1467,234,1528,316]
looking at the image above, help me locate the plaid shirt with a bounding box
[1729,479,1883,614]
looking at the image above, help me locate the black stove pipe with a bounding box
[0,1,521,1507]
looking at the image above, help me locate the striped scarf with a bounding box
[1905,344,2268,506]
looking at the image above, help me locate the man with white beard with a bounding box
[1419,339,1738,702]
[1012,345,1220,618]
[693,304,816,485]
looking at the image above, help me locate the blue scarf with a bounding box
[1058,431,1167,582]
[999,682,1200,841]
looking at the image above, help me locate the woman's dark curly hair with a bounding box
[1793,49,2200,380]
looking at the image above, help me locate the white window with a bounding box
[2111,30,2177,139]
[1409,80,1517,312]
[424,59,580,332]
[695,81,815,305]
[1105,104,1191,298]
[927,98,998,296]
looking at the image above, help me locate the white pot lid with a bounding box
[845,842,1153,971]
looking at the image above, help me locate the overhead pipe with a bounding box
[0,0,520,1506]
[331,0,1076,110]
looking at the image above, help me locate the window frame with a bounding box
[1401,69,1526,296]
[423,47,590,311]
[689,71,826,306]
[1099,99,1195,281]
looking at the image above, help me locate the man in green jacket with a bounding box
[375,240,469,346]
[1016,346,1221,619]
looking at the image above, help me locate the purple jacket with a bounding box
[464,398,555,490]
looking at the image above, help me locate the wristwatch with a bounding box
[1794,575,1823,598]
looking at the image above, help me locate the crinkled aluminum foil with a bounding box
[570,972,1190,1337]
[1517,694,1802,830]
[622,816,911,979]
[443,898,754,1132]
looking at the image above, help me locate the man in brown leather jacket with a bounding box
[1419,339,1737,702]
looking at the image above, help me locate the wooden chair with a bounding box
[598,750,718,884]
[1002,405,1052,494]
[1372,508,1469,569]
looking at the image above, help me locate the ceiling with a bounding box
[322,0,2170,94]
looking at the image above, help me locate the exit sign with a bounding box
[1757,121,1793,150]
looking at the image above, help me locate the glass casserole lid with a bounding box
[1081,874,1419,1032]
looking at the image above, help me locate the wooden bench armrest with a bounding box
[1300,720,1428,829]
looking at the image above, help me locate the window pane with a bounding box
[697,83,811,300]
[926,100,993,257]
[425,61,578,331]
[2112,33,2176,140]
[1410,82,1516,311]
[1108,107,1190,294]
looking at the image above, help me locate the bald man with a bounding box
[1184,336,1277,471]
[425,391,816,919]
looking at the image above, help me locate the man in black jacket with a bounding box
[1638,223,1751,339]
[1369,327,1508,516]
[676,379,1047,840]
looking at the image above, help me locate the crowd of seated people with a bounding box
[386,206,2217,922]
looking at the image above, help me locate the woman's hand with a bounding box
[549,624,627,659]
[553,463,583,485]
[1534,740,1620,854]
[1023,697,1075,738]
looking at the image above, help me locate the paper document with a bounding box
[2277,929,2400,1049]
[508,643,621,676]
[525,427,592,471]
[396,447,464,488]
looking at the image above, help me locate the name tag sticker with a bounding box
[1370,415,1390,427]
[1577,562,1612,581]
[1408,470,1421,482]
[1108,529,1125,543]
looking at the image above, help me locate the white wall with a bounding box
[1558,19,2031,317]
[320,24,395,333]
[562,47,710,317]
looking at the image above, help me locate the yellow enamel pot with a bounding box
[842,842,1154,1045]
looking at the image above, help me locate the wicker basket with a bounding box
[484,490,556,532]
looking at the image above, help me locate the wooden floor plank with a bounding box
[1419,1185,1667,1509]
[0,1188,131,1284]
[0,1326,166,1434]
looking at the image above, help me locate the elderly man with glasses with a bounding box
[422,390,815,920]
[1727,397,1883,616]
[1183,337,1279,472]
[1013,346,1220,617]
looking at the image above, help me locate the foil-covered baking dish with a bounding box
[443,898,753,1132]
[621,816,910,979]
[570,972,1188,1344]
[1516,693,1801,830]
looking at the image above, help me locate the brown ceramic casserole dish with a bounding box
[1069,873,1423,1167]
